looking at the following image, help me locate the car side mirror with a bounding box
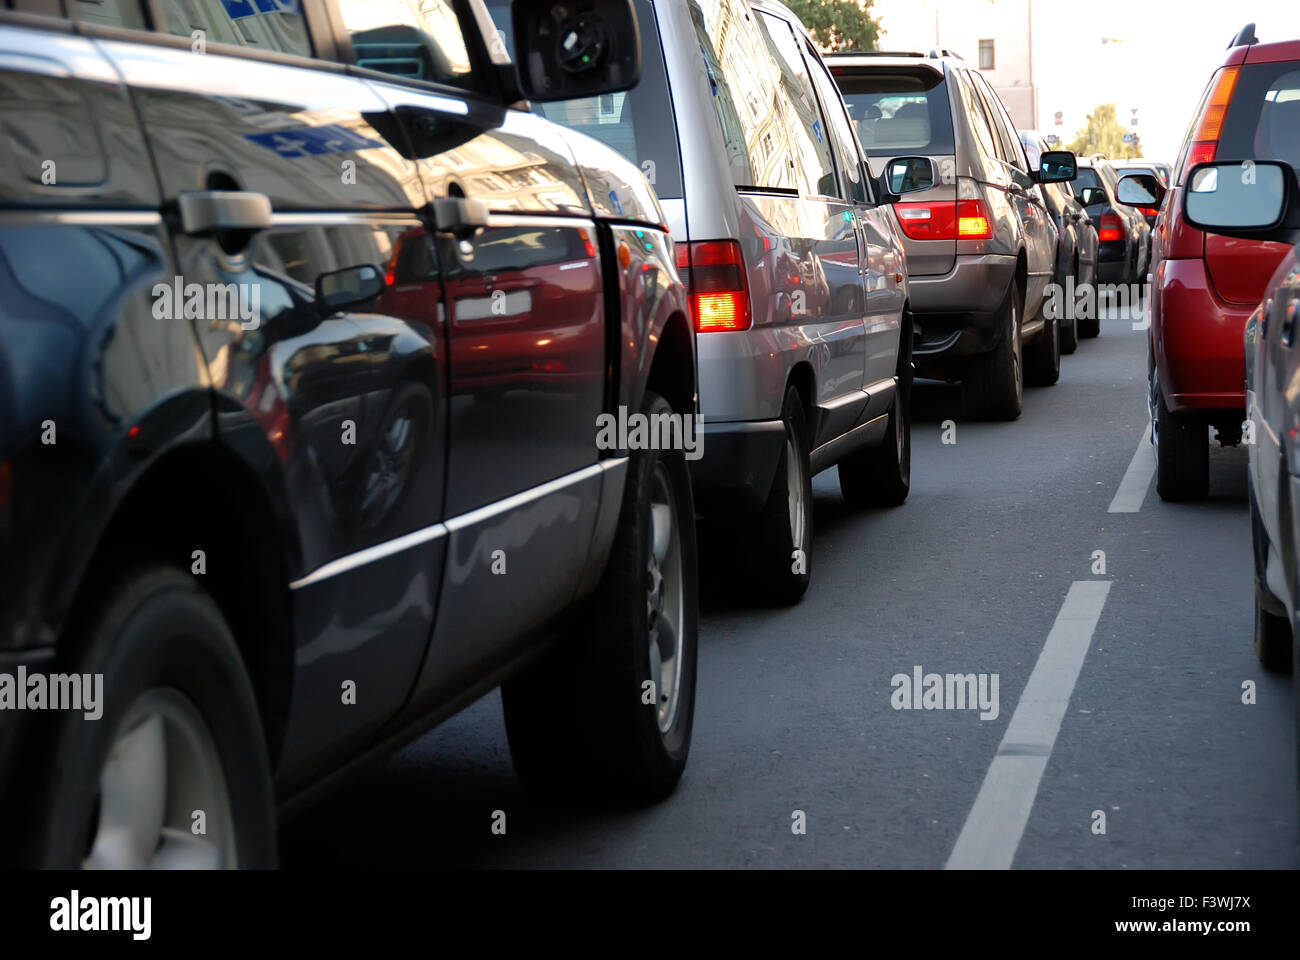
[316,264,385,314]
[1079,186,1105,207]
[1036,150,1076,183]
[1116,172,1166,209]
[508,0,641,102]
[1182,159,1300,244]
[887,156,936,196]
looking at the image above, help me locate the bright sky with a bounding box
[875,0,1297,162]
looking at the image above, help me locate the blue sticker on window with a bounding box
[244,125,386,158]
[813,119,824,143]
[608,190,625,215]
[222,0,299,19]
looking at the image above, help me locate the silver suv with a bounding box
[828,51,1076,420]
[489,0,928,604]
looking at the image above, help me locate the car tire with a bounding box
[1024,312,1061,387]
[749,386,813,604]
[963,280,1023,421]
[838,335,912,508]
[1060,257,1080,355]
[26,567,276,868]
[502,389,699,804]
[1254,581,1293,673]
[1154,386,1209,501]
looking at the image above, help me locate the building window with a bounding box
[979,39,995,70]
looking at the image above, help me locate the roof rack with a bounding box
[929,47,963,60]
[824,50,926,58]
[1228,23,1258,48]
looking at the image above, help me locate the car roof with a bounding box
[823,51,949,75]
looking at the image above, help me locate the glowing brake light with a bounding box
[676,239,752,332]
[894,198,990,240]
[956,199,991,238]
[1180,66,1239,182]
[1099,213,1123,243]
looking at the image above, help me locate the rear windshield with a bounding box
[1219,62,1300,173]
[484,0,684,198]
[830,68,955,157]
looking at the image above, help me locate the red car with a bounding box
[1117,23,1300,500]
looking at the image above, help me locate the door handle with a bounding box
[177,190,272,236]
[431,196,489,239]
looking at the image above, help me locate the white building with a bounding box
[873,0,1039,131]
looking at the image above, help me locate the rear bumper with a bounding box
[910,254,1016,369]
[1152,258,1249,413]
[689,419,785,518]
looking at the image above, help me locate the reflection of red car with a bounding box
[1127,26,1300,501]
[380,225,605,391]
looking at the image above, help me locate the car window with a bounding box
[804,40,869,203]
[1020,137,1042,169]
[957,71,999,162]
[969,71,1026,171]
[756,11,836,197]
[833,67,955,157]
[1074,166,1103,195]
[687,0,826,194]
[335,0,472,88]
[486,0,684,199]
[66,0,148,30]
[156,0,311,56]
[1221,65,1300,172]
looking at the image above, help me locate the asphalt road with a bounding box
[282,305,1300,868]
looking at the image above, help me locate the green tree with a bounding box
[784,0,880,53]
[1065,103,1143,159]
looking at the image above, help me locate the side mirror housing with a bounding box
[1182,159,1300,244]
[508,0,641,102]
[1079,186,1106,207]
[1035,150,1077,184]
[1116,172,1166,209]
[316,264,385,314]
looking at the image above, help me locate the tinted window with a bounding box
[970,71,1026,170]
[757,12,836,197]
[832,67,955,157]
[688,0,830,193]
[956,71,998,161]
[336,0,471,87]
[1221,65,1300,171]
[1074,167,1103,193]
[157,0,311,56]
[486,0,684,199]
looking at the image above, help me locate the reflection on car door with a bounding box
[98,28,447,789]
[358,73,606,709]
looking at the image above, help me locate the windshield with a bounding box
[831,68,955,157]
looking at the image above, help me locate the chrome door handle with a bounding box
[177,190,273,236]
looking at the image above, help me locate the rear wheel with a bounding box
[27,568,276,868]
[503,389,698,804]
[749,386,813,605]
[963,280,1023,421]
[1060,255,1080,355]
[1254,581,1293,673]
[839,334,912,508]
[1024,312,1061,387]
[1154,386,1209,501]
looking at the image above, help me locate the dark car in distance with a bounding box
[0,0,700,867]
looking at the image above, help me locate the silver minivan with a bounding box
[489,0,926,604]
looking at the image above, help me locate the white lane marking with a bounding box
[1108,416,1154,513]
[946,579,1113,870]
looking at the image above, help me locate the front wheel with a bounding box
[1060,257,1080,355]
[27,568,276,868]
[963,281,1023,421]
[503,390,699,804]
[750,386,813,604]
[1255,581,1293,673]
[1024,312,1061,387]
[1154,386,1209,501]
[839,343,912,508]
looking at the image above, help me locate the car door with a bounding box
[91,0,448,788]
[0,14,205,645]
[800,34,905,424]
[752,8,867,448]
[325,0,606,712]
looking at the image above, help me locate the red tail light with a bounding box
[1099,213,1123,243]
[894,198,991,240]
[676,239,752,332]
[1179,66,1239,183]
[1138,206,1158,218]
